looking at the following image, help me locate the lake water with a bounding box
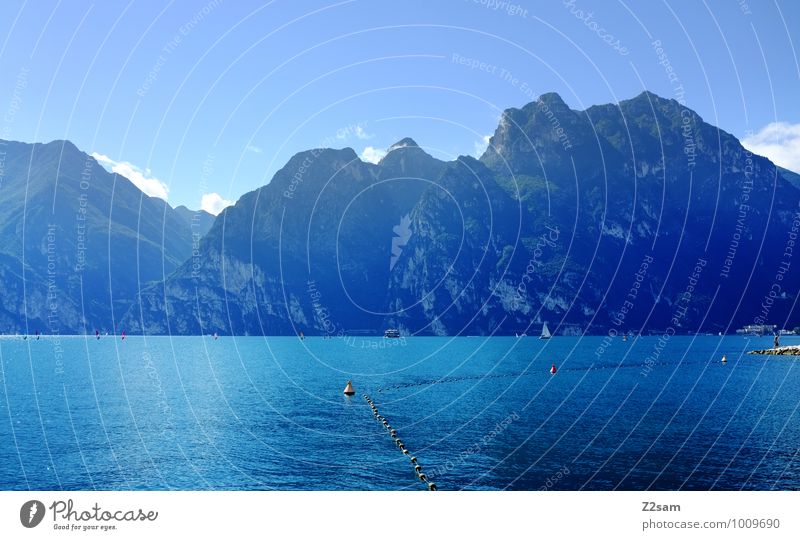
[0,334,798,490]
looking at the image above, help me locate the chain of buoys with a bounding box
[364,394,437,491]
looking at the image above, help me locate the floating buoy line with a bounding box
[363,394,437,491]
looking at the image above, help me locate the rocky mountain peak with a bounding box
[387,137,420,152]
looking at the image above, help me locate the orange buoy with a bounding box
[550,363,557,374]
[343,380,355,396]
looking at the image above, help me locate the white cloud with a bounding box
[245,144,263,154]
[200,192,233,216]
[91,152,169,200]
[742,122,800,172]
[473,134,492,157]
[360,146,386,164]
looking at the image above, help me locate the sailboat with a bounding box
[539,322,552,340]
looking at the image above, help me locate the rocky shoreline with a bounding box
[749,346,800,356]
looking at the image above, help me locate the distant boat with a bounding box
[121,330,126,341]
[539,322,551,340]
[213,332,218,340]
[622,334,628,342]
[384,329,400,338]
[95,330,100,340]
[299,331,305,340]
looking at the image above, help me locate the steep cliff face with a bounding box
[383,156,529,335]
[0,139,196,334]
[123,142,447,335]
[472,90,800,334]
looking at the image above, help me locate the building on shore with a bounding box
[736,324,777,336]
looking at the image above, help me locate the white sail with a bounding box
[540,322,551,339]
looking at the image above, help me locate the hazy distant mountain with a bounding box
[777,166,800,189]
[174,205,215,237]
[0,139,196,334]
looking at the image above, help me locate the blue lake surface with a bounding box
[0,334,798,490]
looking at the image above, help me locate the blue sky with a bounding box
[1,0,798,213]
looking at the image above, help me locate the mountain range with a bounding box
[1,90,798,336]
